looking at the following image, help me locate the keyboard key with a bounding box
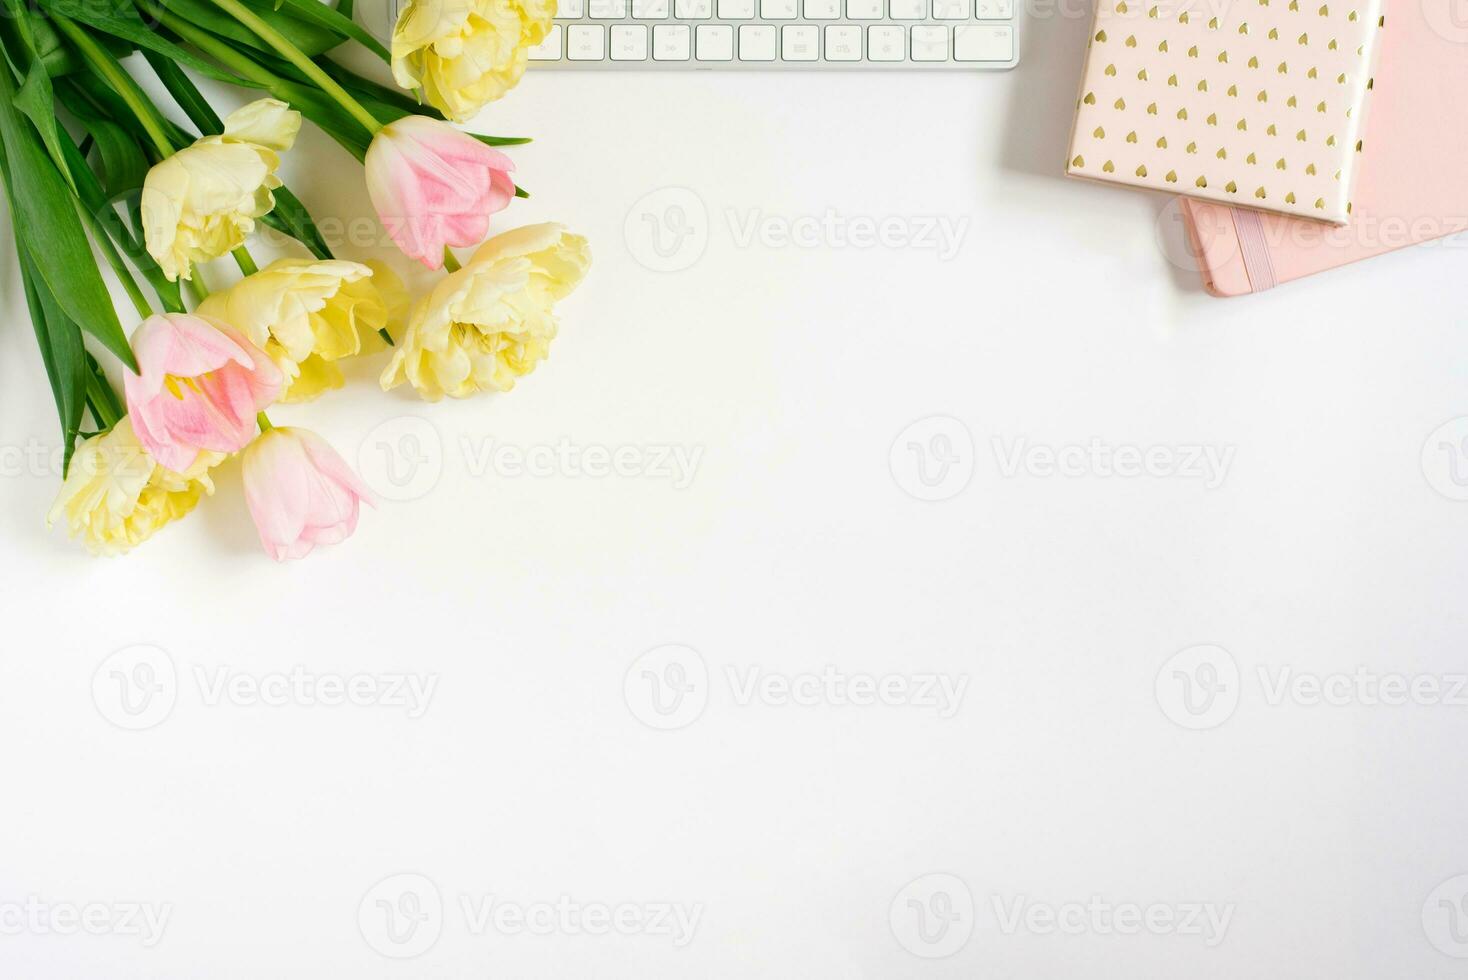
[632,0,669,15]
[611,23,649,57]
[824,23,861,58]
[954,23,1011,59]
[696,23,735,57]
[528,23,563,57]
[762,0,798,18]
[911,24,947,60]
[805,0,841,17]
[738,23,778,57]
[975,0,1012,16]
[567,23,607,57]
[781,24,819,58]
[653,22,692,57]
[889,0,924,17]
[932,0,968,18]
[847,0,883,17]
[588,0,624,16]
[675,0,713,16]
[718,0,756,16]
[554,0,584,17]
[867,23,904,58]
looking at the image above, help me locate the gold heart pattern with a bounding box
[1066,0,1383,223]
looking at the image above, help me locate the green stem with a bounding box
[49,13,175,158]
[203,0,382,136]
[256,411,274,432]
[86,367,123,429]
[233,247,259,276]
[140,0,287,91]
[73,199,153,321]
[182,276,208,309]
[442,248,461,273]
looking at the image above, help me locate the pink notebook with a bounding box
[1180,1,1468,295]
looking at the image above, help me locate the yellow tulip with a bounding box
[198,259,405,403]
[141,99,301,281]
[392,0,554,122]
[47,417,223,556]
[381,223,589,401]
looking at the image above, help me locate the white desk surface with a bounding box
[3,21,1468,978]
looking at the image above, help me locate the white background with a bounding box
[2,6,1468,976]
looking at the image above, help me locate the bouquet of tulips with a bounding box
[2,0,588,559]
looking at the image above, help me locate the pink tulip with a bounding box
[124,313,283,473]
[242,427,374,561]
[364,115,516,269]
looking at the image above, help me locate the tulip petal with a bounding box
[366,116,515,267]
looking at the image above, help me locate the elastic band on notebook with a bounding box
[1229,208,1277,293]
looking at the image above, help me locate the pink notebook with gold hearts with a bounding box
[1179,0,1468,295]
[1066,0,1385,224]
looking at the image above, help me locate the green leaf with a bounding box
[85,352,124,428]
[28,251,90,473]
[0,0,79,188]
[13,231,88,474]
[17,255,74,465]
[261,184,334,259]
[0,60,136,370]
[161,0,341,57]
[271,0,387,61]
[142,49,221,133]
[33,0,244,83]
[55,120,184,313]
[60,85,149,195]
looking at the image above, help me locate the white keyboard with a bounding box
[521,0,1017,69]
